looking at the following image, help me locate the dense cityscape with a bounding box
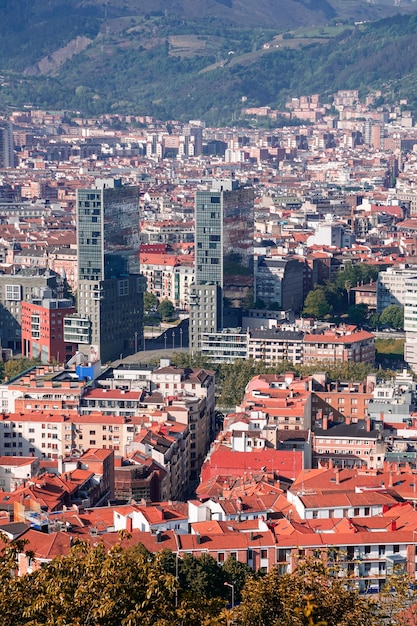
[2,86,417,623]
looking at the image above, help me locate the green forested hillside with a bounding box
[1,5,417,123]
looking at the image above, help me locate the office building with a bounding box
[76,178,144,363]
[0,121,14,168]
[190,179,254,353]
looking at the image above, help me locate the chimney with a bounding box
[322,415,328,431]
[345,416,351,426]
[335,468,340,485]
[196,531,201,544]
[366,417,371,432]
[156,530,162,543]
[391,520,397,532]
[126,516,133,533]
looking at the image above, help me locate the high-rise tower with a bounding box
[0,121,14,168]
[76,178,144,362]
[190,179,254,353]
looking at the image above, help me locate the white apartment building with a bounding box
[404,274,417,371]
[140,253,194,309]
[377,264,417,313]
[0,413,71,459]
[0,456,40,491]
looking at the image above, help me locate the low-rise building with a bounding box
[303,327,375,365]
[21,297,76,363]
[313,415,387,469]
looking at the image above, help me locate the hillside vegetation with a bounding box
[1,3,417,123]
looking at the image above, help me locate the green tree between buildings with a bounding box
[302,263,380,323]
[157,298,175,321]
[143,291,159,312]
[303,286,332,319]
[379,304,404,330]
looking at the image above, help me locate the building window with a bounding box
[118,279,129,297]
[5,285,21,301]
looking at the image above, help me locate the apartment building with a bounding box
[7,366,86,415]
[72,413,140,457]
[303,328,375,365]
[0,412,71,459]
[130,421,190,501]
[79,388,145,417]
[247,328,304,365]
[239,373,313,431]
[254,256,304,310]
[0,456,40,492]
[376,264,417,313]
[201,324,375,366]
[21,297,76,364]
[312,415,387,469]
[0,269,64,351]
[140,251,194,309]
[311,378,375,421]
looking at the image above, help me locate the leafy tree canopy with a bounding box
[158,298,175,321]
[2,537,414,626]
[303,286,332,319]
[144,291,159,311]
[3,358,40,383]
[379,304,404,330]
[236,558,376,626]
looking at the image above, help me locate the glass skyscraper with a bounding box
[190,179,254,353]
[77,179,144,363]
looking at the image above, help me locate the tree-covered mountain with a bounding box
[1,2,417,123]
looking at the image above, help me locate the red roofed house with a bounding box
[200,444,303,483]
[303,326,375,365]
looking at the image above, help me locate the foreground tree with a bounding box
[236,558,376,626]
[0,539,223,626]
[378,565,417,625]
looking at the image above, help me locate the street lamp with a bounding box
[134,331,138,353]
[224,581,235,609]
[164,333,167,350]
[175,551,179,608]
[172,330,175,350]
[179,327,183,349]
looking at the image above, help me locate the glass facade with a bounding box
[191,179,254,353]
[77,183,140,282]
[195,180,254,305]
[76,180,143,362]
